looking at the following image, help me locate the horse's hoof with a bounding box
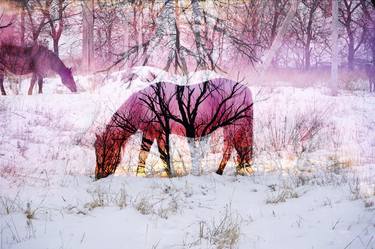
[237,166,254,176]
[136,170,146,177]
[216,169,223,175]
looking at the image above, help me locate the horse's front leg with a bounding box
[28,74,37,95]
[370,80,373,92]
[38,77,43,94]
[0,70,6,95]
[216,137,233,175]
[156,134,172,177]
[137,134,154,176]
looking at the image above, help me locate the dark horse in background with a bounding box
[0,44,77,95]
[94,78,254,179]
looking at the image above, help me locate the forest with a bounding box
[0,0,374,82]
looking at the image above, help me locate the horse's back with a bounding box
[122,78,252,113]
[117,79,252,137]
[0,44,35,74]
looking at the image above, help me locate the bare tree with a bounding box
[139,83,174,175]
[253,0,289,67]
[269,0,290,45]
[361,0,375,67]
[139,80,253,175]
[260,0,298,75]
[107,1,260,74]
[292,0,321,70]
[339,0,367,70]
[24,0,49,42]
[40,0,72,56]
[95,0,121,62]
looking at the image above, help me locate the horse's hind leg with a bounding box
[137,133,154,176]
[233,126,254,175]
[0,70,6,95]
[28,74,37,95]
[38,77,43,94]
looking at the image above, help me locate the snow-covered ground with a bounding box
[0,70,374,249]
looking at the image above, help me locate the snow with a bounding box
[0,68,374,249]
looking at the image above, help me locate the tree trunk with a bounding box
[164,134,172,177]
[305,5,315,71]
[304,41,311,70]
[189,139,200,176]
[82,0,95,72]
[189,137,210,176]
[191,0,205,69]
[348,34,355,70]
[270,0,283,45]
[136,4,143,61]
[270,8,280,68]
[53,38,59,56]
[331,0,339,95]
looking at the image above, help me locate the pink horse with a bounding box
[94,78,253,179]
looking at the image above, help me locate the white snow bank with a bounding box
[0,70,374,249]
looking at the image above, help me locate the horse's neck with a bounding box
[48,52,66,75]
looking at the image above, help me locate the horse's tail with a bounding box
[242,83,254,162]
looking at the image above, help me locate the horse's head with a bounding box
[94,133,115,180]
[94,126,127,180]
[62,67,77,93]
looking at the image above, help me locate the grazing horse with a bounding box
[366,64,375,92]
[94,78,253,179]
[0,44,77,95]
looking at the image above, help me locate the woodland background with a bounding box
[0,0,374,89]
